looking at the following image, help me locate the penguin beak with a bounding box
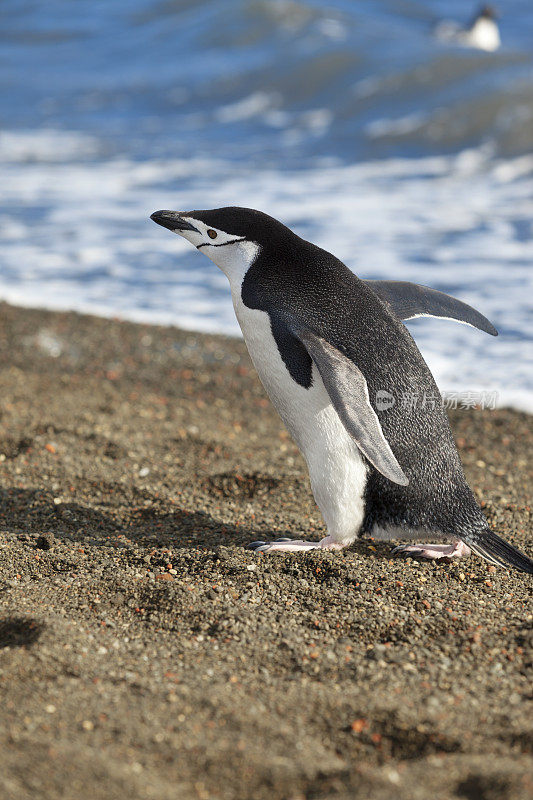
[150,210,200,234]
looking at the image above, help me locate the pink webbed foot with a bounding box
[392,540,471,561]
[248,535,347,554]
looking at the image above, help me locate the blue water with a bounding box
[1,0,532,408]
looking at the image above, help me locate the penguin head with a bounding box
[477,4,498,21]
[150,206,295,280]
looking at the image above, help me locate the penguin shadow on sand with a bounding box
[0,486,258,550]
[0,483,382,556]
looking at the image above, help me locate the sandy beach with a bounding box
[0,302,531,800]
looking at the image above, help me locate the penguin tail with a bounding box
[466,529,533,574]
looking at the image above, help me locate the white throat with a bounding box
[205,240,260,290]
[174,216,260,289]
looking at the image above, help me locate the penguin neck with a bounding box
[205,240,261,292]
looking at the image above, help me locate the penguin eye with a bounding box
[207,229,217,240]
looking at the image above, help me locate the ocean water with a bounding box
[1,0,532,410]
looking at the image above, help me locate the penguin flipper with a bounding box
[364,280,498,336]
[294,327,409,486]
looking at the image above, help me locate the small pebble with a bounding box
[36,533,54,551]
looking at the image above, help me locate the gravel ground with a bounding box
[0,302,531,800]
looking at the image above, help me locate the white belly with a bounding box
[231,287,367,544]
[466,19,500,51]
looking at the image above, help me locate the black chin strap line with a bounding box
[197,237,246,250]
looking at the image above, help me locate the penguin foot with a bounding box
[392,540,471,560]
[248,535,346,553]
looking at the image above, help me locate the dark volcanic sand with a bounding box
[0,302,531,800]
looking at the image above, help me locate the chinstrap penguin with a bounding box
[150,207,532,575]
[435,5,501,52]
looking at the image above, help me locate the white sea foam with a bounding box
[214,92,279,124]
[0,129,531,411]
[366,112,428,138]
[0,129,101,162]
